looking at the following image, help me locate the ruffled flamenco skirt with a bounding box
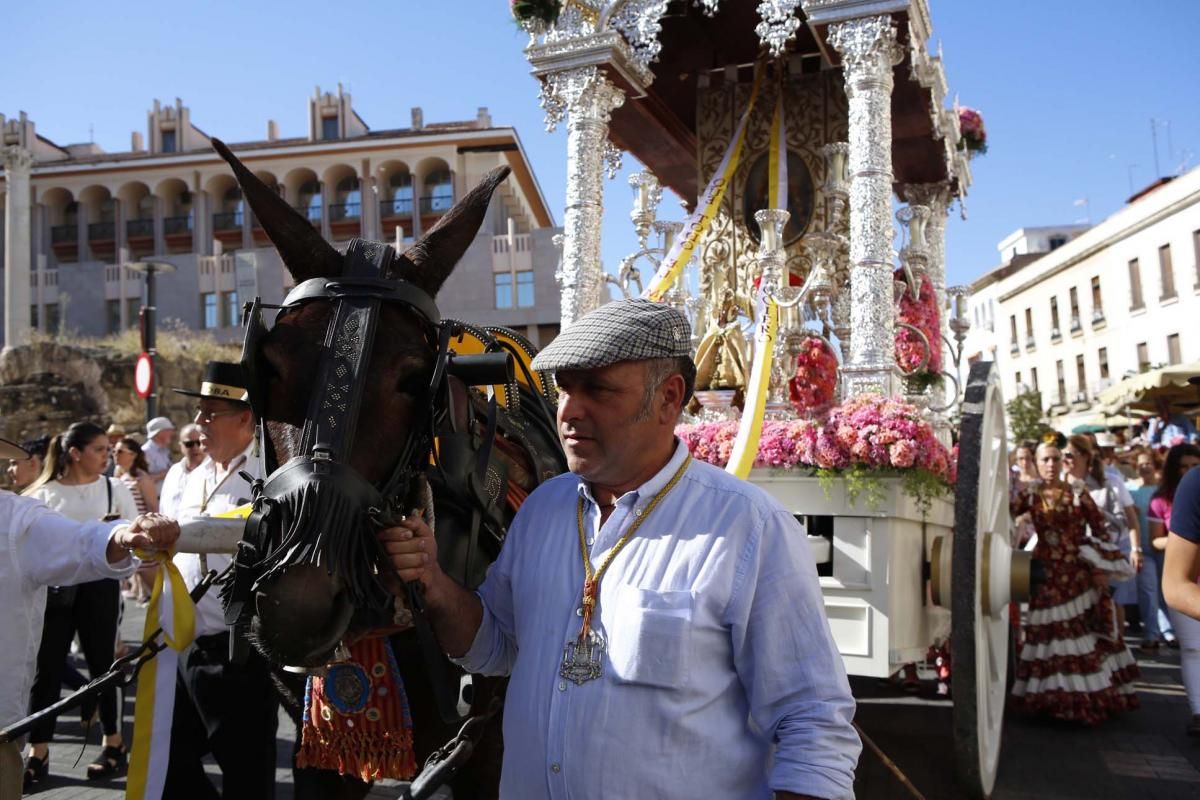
[1011,538,1139,725]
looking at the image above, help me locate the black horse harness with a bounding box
[224,238,513,720]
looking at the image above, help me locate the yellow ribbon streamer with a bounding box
[726,294,778,478]
[643,66,764,301]
[126,552,196,799]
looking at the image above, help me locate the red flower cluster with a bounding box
[958,107,987,155]
[895,270,942,377]
[788,336,839,417]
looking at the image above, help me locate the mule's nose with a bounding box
[252,564,354,667]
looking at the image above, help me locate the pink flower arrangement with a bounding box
[788,336,839,416]
[677,393,953,482]
[895,270,942,378]
[958,107,987,155]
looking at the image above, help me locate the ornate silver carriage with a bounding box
[516,1,1026,796]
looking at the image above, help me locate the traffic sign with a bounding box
[134,352,154,399]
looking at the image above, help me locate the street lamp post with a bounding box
[125,260,176,423]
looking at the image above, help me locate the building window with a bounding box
[331,177,361,220]
[1055,360,1066,405]
[201,292,218,329]
[1129,258,1144,309]
[1159,243,1176,300]
[1137,342,1150,372]
[1098,347,1109,380]
[1193,230,1200,287]
[494,273,513,309]
[222,291,239,328]
[299,180,322,223]
[1048,235,1067,250]
[1168,333,1182,366]
[105,300,120,335]
[1075,354,1086,396]
[161,130,176,153]
[516,270,535,308]
[1015,370,1022,391]
[1050,297,1061,337]
[1090,276,1104,322]
[124,298,140,329]
[44,304,59,334]
[30,305,39,331]
[321,116,339,140]
[387,172,413,216]
[1009,315,1018,347]
[1024,308,1034,349]
[1069,287,1080,330]
[1030,367,1038,392]
[424,169,454,212]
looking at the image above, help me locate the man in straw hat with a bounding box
[381,298,860,799]
[163,361,277,798]
[0,435,179,800]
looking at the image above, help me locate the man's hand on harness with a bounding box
[378,510,443,592]
[107,513,180,563]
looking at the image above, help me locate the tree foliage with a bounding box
[1006,389,1053,444]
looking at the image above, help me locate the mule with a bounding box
[209,138,565,799]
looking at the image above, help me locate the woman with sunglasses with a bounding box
[1064,436,1142,630]
[158,423,206,519]
[112,437,159,604]
[1010,440,1138,724]
[1149,443,1200,734]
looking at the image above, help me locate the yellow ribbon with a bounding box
[126,551,196,799]
[726,295,778,478]
[643,65,764,301]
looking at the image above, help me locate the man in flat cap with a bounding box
[381,298,859,799]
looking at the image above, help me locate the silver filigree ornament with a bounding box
[755,0,803,59]
[603,140,623,180]
[610,0,670,69]
[694,0,720,16]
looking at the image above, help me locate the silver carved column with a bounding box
[828,16,903,397]
[902,181,952,335]
[3,145,34,348]
[556,68,625,327]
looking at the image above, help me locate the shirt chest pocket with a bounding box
[606,586,694,689]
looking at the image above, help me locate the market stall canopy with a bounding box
[1069,409,1150,434]
[1097,361,1200,413]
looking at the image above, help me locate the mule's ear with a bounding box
[211,137,343,282]
[394,166,511,295]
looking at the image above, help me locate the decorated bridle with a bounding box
[223,237,511,667]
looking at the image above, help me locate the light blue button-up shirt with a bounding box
[455,440,860,799]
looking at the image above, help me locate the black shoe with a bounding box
[23,753,49,792]
[86,745,127,781]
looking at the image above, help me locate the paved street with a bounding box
[17,599,1200,799]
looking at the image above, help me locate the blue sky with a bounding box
[4,0,1198,290]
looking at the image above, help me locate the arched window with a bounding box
[98,198,116,224]
[333,176,361,220]
[388,172,413,215]
[223,187,244,223]
[425,169,453,212]
[63,201,79,226]
[137,194,155,220]
[299,180,322,222]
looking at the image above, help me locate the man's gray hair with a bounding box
[637,356,696,421]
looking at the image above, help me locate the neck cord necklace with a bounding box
[560,453,691,685]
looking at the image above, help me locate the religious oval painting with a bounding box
[741,150,815,246]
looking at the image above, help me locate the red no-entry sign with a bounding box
[134,352,154,399]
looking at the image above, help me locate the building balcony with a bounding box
[419,196,452,215]
[87,222,115,241]
[1069,317,1081,334]
[163,215,193,254]
[212,211,243,231]
[293,205,321,224]
[328,202,360,221]
[379,198,414,219]
[51,224,78,244]
[1050,327,1062,342]
[1091,309,1106,328]
[126,218,154,238]
[1010,342,1020,355]
[1024,335,1036,352]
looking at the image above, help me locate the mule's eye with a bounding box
[397,370,431,397]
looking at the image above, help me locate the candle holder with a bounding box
[896,205,931,300]
[819,142,850,229]
[628,171,662,247]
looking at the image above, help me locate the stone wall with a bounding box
[0,340,235,444]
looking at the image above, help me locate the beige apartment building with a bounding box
[0,86,561,347]
[962,166,1200,433]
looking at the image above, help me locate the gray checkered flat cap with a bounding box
[532,298,692,372]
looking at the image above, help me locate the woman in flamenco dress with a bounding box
[1009,440,1139,724]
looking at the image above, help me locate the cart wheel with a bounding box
[951,361,1014,799]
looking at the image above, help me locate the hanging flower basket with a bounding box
[511,0,562,26]
[957,106,987,156]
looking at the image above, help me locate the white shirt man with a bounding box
[159,424,207,519]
